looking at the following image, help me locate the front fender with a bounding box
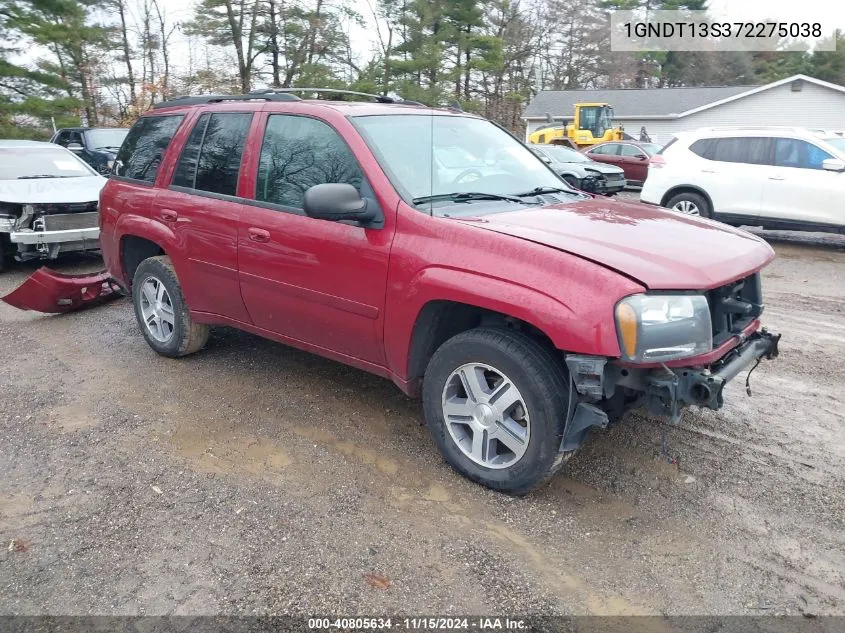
[384,265,623,381]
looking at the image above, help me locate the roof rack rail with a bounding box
[152,93,301,109]
[247,87,426,106]
[248,88,398,103]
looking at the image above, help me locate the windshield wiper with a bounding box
[95,146,122,150]
[512,186,580,197]
[17,174,74,179]
[413,191,535,205]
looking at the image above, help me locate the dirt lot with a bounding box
[1,227,844,618]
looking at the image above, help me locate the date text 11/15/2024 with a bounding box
[307,617,528,630]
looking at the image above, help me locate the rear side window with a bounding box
[773,139,832,170]
[256,115,363,210]
[590,144,618,155]
[172,112,252,196]
[114,115,184,183]
[690,137,771,165]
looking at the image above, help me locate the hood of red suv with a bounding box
[456,198,775,290]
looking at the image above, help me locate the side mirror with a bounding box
[822,158,845,172]
[66,142,84,152]
[303,183,376,223]
[540,156,552,164]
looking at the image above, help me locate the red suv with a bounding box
[99,90,780,494]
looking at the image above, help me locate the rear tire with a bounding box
[422,327,575,495]
[666,191,711,218]
[131,255,209,358]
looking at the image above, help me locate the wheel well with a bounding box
[122,235,165,286]
[407,300,556,381]
[660,186,713,211]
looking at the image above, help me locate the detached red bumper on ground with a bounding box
[1,267,123,313]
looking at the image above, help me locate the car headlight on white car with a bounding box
[615,294,712,363]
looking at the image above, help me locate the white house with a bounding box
[522,74,845,144]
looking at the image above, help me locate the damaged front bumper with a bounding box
[561,328,781,450]
[637,328,781,421]
[10,226,100,245]
[2,267,124,313]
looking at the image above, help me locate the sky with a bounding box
[9,0,843,86]
[140,0,845,75]
[706,0,845,33]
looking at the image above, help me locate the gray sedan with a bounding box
[529,144,626,195]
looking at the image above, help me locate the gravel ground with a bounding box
[1,222,844,617]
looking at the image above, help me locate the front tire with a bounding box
[131,255,209,357]
[422,327,575,495]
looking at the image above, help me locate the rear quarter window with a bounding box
[114,115,185,183]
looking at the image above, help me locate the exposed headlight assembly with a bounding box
[615,294,712,363]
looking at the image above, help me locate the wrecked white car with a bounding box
[0,140,105,270]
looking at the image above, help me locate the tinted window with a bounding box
[256,115,362,209]
[619,144,645,157]
[173,114,209,188]
[194,113,251,195]
[711,138,745,162]
[773,139,833,170]
[690,137,770,165]
[114,115,184,183]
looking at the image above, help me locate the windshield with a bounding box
[0,147,96,180]
[352,114,567,211]
[540,145,591,163]
[824,137,845,155]
[640,143,663,156]
[84,128,129,150]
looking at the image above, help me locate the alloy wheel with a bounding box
[139,276,175,343]
[441,362,531,469]
[673,199,700,215]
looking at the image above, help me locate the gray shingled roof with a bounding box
[523,85,755,119]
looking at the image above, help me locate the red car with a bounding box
[584,141,664,186]
[93,90,779,493]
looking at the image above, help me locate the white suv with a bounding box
[641,127,845,233]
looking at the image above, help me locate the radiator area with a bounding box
[41,212,99,231]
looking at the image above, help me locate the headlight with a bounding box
[615,294,712,363]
